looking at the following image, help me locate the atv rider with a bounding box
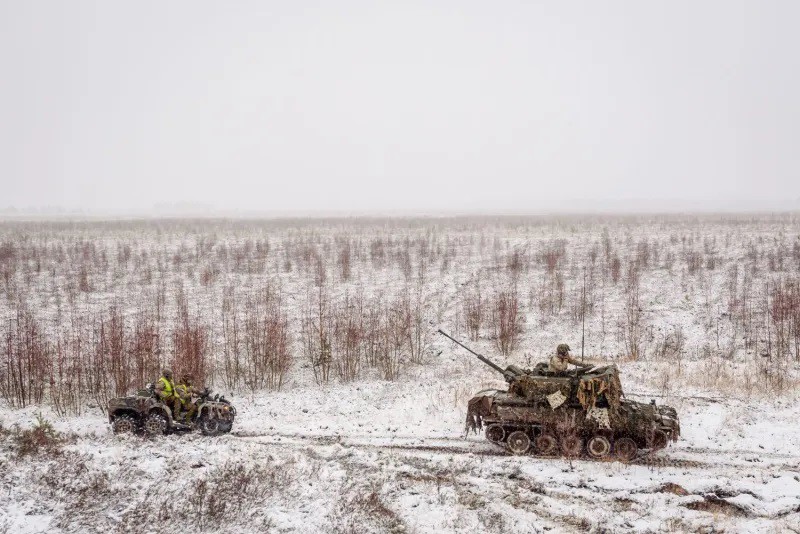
[155,368,182,421]
[548,344,583,374]
[175,373,200,423]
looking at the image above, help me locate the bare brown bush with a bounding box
[491,286,523,355]
[0,306,49,407]
[242,285,291,391]
[172,295,210,385]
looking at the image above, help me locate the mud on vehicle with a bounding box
[108,384,236,437]
[440,330,680,461]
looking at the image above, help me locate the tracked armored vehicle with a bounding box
[439,330,680,461]
[108,384,236,437]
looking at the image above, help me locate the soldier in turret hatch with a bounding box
[548,343,582,373]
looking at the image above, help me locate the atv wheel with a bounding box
[506,431,531,455]
[587,435,612,459]
[199,416,220,436]
[534,433,558,456]
[560,435,583,457]
[218,420,233,433]
[112,414,137,434]
[614,437,638,462]
[143,412,167,436]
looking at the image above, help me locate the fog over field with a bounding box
[2,1,800,533]
[2,1,800,215]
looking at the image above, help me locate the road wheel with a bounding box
[587,435,612,459]
[112,414,136,435]
[506,431,531,455]
[143,412,167,436]
[614,437,638,462]
[199,415,220,436]
[534,433,558,456]
[485,424,505,443]
[561,435,583,457]
[651,430,669,450]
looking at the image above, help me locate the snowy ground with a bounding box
[2,355,800,534]
[1,216,799,532]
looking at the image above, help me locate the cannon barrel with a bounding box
[437,329,515,380]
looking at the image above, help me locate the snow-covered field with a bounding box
[1,215,799,533]
[3,360,800,533]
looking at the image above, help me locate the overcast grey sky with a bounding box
[1,1,798,215]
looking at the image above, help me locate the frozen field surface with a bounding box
[1,216,799,533]
[2,359,799,534]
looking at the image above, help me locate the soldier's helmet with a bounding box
[556,344,571,356]
[162,368,173,379]
[181,372,194,384]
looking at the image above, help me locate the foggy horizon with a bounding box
[3,1,799,215]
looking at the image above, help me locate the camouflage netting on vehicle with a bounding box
[576,366,623,411]
[509,375,571,401]
[465,394,494,434]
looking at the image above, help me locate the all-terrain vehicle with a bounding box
[108,384,236,437]
[439,330,680,461]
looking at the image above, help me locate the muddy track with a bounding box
[232,430,800,474]
[230,430,724,467]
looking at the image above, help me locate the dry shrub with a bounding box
[653,326,685,361]
[172,296,210,385]
[769,277,800,361]
[243,285,291,391]
[685,249,702,275]
[333,293,363,382]
[610,255,621,284]
[463,283,484,342]
[402,282,429,365]
[540,241,566,275]
[220,286,242,390]
[78,264,91,292]
[12,413,63,458]
[338,239,352,281]
[302,286,334,384]
[51,326,87,417]
[0,306,49,407]
[129,310,161,391]
[491,286,523,355]
[335,482,405,534]
[380,302,406,381]
[622,261,643,360]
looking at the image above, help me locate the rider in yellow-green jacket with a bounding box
[155,368,182,421]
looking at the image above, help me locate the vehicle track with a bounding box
[229,430,800,469]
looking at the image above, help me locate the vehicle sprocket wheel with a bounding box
[587,435,612,459]
[560,435,583,457]
[614,437,638,462]
[534,433,558,456]
[485,424,505,443]
[112,414,136,434]
[651,430,669,450]
[506,431,531,455]
[199,415,220,436]
[143,412,167,436]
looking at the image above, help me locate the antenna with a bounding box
[581,268,586,362]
